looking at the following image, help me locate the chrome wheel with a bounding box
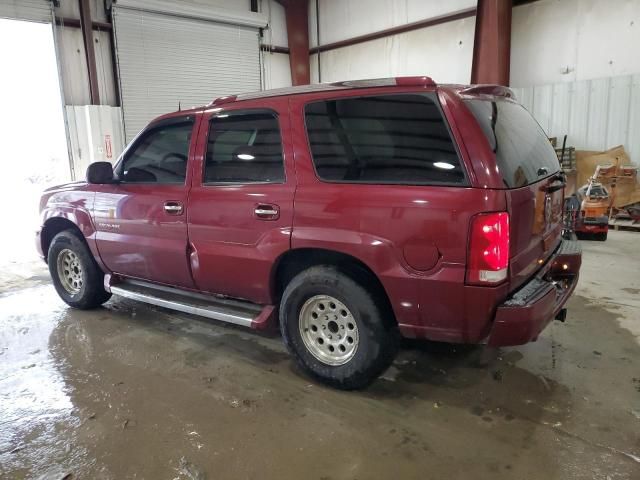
[299,295,359,366]
[56,248,84,295]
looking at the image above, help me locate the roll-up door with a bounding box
[0,0,52,23]
[112,0,266,141]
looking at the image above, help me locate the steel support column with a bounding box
[275,0,310,85]
[78,0,100,104]
[471,0,512,86]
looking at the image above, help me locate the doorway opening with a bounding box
[0,18,69,291]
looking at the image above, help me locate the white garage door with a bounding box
[0,0,52,23]
[112,0,266,141]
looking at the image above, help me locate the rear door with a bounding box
[187,101,295,304]
[464,98,564,290]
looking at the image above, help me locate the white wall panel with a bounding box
[532,84,553,134]
[94,30,118,106]
[569,80,590,151]
[311,16,475,85]
[550,82,571,139]
[586,78,610,151]
[627,75,640,166]
[262,52,292,89]
[66,105,125,180]
[263,0,288,47]
[54,26,91,105]
[606,75,632,149]
[516,75,639,165]
[310,0,475,47]
[512,0,640,87]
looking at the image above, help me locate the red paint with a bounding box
[471,0,512,86]
[275,0,310,85]
[37,78,581,346]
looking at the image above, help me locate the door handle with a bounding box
[254,203,279,220]
[164,201,184,215]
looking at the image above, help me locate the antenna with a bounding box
[178,101,181,111]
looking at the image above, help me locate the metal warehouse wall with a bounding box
[308,0,477,84]
[512,75,640,165]
[511,0,640,87]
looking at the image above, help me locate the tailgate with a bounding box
[464,97,564,292]
[506,177,564,290]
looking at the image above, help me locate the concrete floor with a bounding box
[0,231,638,480]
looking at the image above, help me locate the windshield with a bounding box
[465,98,560,188]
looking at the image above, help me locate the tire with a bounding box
[279,266,398,390]
[47,229,111,309]
[597,231,608,241]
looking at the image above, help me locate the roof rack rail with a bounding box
[333,76,436,88]
[460,85,515,99]
[209,76,437,106]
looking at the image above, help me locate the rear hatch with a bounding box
[465,97,564,291]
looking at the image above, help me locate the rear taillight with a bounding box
[466,212,509,285]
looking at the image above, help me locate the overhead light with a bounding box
[433,162,455,170]
[237,153,254,160]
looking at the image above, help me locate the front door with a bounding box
[94,115,199,288]
[187,102,295,304]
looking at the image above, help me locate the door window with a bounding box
[204,111,284,184]
[118,120,193,184]
[304,94,465,185]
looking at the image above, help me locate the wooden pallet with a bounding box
[609,216,640,232]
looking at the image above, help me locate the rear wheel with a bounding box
[596,231,608,241]
[280,266,398,389]
[48,230,111,309]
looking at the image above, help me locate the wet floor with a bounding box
[1,231,638,479]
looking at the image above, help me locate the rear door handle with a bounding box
[164,201,184,215]
[254,203,280,220]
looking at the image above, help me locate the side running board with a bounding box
[107,278,274,329]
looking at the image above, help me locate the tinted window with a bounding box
[120,121,193,183]
[304,94,465,184]
[204,112,284,183]
[465,99,560,188]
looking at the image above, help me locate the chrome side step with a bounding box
[109,278,265,328]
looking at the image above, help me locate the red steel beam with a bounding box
[471,0,512,86]
[78,0,101,104]
[309,7,476,55]
[275,0,310,85]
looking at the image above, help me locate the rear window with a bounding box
[465,99,559,188]
[304,94,465,185]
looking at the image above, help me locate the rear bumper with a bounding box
[487,239,582,347]
[576,215,608,233]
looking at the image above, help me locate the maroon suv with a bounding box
[37,77,581,389]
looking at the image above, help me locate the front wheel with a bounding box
[48,230,111,309]
[280,266,398,389]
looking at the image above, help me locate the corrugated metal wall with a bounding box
[512,74,640,164]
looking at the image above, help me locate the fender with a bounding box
[40,189,110,273]
[290,228,423,327]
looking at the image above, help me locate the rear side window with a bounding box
[465,99,560,188]
[204,111,284,184]
[304,94,465,185]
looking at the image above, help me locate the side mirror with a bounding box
[86,162,115,184]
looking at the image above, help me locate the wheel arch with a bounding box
[41,217,85,261]
[272,248,397,326]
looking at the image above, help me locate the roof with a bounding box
[208,76,437,106]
